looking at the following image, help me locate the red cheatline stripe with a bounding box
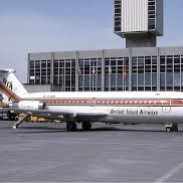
[171,100,183,105]
[20,98,183,107]
[0,82,21,102]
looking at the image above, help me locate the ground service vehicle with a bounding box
[0,107,17,120]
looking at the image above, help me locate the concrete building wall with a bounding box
[24,84,51,93]
[29,52,52,60]
[54,51,77,59]
[121,0,148,33]
[156,0,164,36]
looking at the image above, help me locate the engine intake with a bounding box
[17,101,46,110]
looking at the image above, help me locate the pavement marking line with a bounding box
[155,161,183,183]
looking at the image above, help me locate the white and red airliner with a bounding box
[0,68,183,132]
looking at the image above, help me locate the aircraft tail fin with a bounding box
[0,69,28,102]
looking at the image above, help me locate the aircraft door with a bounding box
[162,100,171,113]
[90,98,97,107]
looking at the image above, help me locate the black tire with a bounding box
[7,111,11,121]
[66,122,77,131]
[166,127,172,133]
[172,124,178,132]
[82,122,92,131]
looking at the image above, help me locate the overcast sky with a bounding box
[0,0,183,82]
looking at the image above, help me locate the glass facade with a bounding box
[78,58,102,91]
[29,60,51,85]
[160,55,183,91]
[53,59,76,91]
[132,56,157,91]
[28,52,183,92]
[105,57,129,91]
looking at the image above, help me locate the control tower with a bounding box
[114,0,164,48]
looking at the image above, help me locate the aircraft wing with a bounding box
[9,108,107,121]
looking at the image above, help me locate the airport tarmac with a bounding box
[0,121,183,182]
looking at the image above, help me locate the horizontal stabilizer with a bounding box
[0,69,15,73]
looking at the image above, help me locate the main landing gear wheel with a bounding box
[82,122,92,131]
[166,127,172,133]
[165,124,178,133]
[66,122,77,131]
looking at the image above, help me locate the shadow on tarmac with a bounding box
[1,121,182,133]
[15,126,168,134]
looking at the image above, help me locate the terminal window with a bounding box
[78,58,102,91]
[132,56,157,91]
[29,60,51,85]
[105,57,129,91]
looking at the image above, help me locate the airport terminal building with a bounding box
[26,0,183,93]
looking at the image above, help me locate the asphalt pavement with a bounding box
[0,120,183,182]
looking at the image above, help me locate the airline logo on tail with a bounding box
[0,78,21,102]
[3,78,13,90]
[0,68,28,102]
